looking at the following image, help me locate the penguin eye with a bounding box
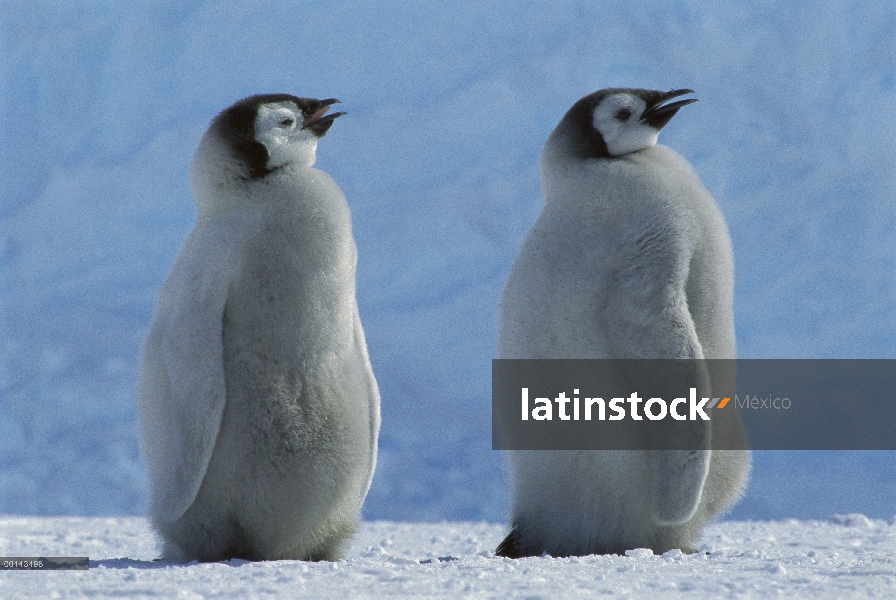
[279,118,296,128]
[614,108,632,121]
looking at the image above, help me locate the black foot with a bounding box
[495,528,539,558]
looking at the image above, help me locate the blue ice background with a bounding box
[1,1,895,521]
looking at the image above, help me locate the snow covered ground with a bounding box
[2,516,895,598]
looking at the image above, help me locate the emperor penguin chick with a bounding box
[138,94,380,562]
[496,88,749,557]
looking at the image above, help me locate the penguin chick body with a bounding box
[496,88,749,557]
[138,94,379,562]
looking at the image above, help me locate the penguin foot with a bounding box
[495,528,535,558]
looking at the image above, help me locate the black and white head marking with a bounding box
[210,94,346,179]
[556,88,697,159]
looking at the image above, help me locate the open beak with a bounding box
[640,89,697,130]
[303,98,347,136]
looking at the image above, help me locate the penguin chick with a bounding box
[496,88,749,557]
[138,94,379,562]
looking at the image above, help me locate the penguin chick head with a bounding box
[191,94,346,214]
[552,88,697,159]
[252,96,346,173]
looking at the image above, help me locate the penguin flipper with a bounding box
[649,448,711,524]
[600,224,714,524]
[139,215,245,523]
[636,360,711,525]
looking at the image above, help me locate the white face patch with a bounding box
[255,101,319,169]
[592,93,660,156]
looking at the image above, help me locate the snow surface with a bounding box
[2,516,896,599]
[2,1,896,524]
